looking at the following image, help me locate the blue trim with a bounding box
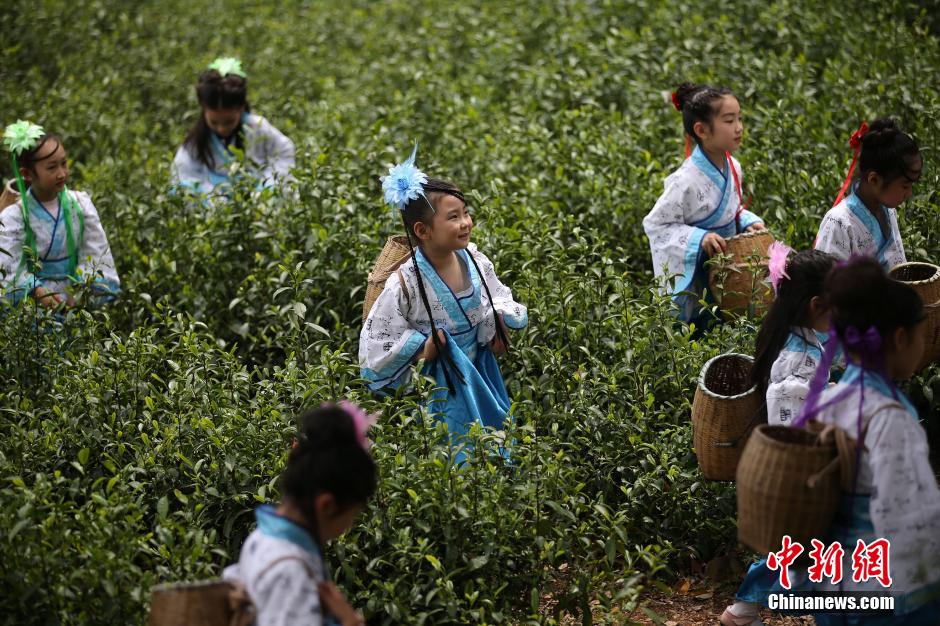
[361,330,427,390]
[840,364,918,419]
[737,209,762,231]
[254,505,321,558]
[689,147,737,232]
[690,145,728,189]
[672,227,708,296]
[783,329,823,362]
[846,188,894,263]
[415,247,476,331]
[502,309,528,330]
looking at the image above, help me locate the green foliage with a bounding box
[1,0,938,624]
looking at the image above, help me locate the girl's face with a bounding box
[203,106,244,139]
[418,193,473,251]
[890,320,926,380]
[696,95,743,154]
[867,155,922,208]
[315,495,363,542]
[21,139,69,197]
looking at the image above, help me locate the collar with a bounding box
[255,505,321,557]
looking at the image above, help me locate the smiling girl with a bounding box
[643,82,765,324]
[172,57,295,195]
[1,121,120,307]
[359,147,527,462]
[814,118,920,268]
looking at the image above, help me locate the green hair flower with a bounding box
[3,120,45,156]
[208,57,246,78]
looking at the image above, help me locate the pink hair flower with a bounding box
[338,400,377,452]
[767,241,792,294]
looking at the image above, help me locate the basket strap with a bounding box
[397,268,411,312]
[227,582,257,626]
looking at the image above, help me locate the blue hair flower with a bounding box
[382,143,428,211]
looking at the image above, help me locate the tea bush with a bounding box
[1,0,938,623]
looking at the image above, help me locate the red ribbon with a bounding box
[728,151,752,232]
[832,121,868,208]
[671,91,681,111]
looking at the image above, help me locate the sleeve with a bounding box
[172,145,214,194]
[766,375,810,426]
[641,173,709,288]
[813,210,852,260]
[0,203,41,299]
[73,193,120,296]
[255,117,295,188]
[252,559,324,626]
[469,246,527,333]
[359,271,427,391]
[865,406,940,597]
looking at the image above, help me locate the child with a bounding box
[643,82,765,323]
[0,120,120,307]
[223,402,375,626]
[753,245,835,426]
[359,146,527,462]
[725,258,940,625]
[815,118,921,268]
[172,57,295,196]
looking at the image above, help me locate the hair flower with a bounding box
[381,142,428,211]
[3,120,45,156]
[208,57,247,78]
[767,241,792,294]
[337,400,377,452]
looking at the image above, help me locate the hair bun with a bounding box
[674,82,700,111]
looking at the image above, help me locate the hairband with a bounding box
[207,57,247,78]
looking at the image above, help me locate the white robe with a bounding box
[0,189,120,301]
[222,506,337,626]
[643,145,762,321]
[766,327,826,426]
[359,242,527,391]
[812,366,940,614]
[814,185,906,269]
[172,112,295,195]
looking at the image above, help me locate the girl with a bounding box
[815,117,921,268]
[753,245,835,426]
[1,120,120,307]
[721,245,835,625]
[725,258,940,625]
[223,402,375,626]
[643,82,765,323]
[359,146,527,462]
[172,57,295,195]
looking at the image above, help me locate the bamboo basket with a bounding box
[148,580,253,626]
[691,353,764,481]
[708,229,775,316]
[736,424,855,554]
[362,235,412,322]
[0,180,19,211]
[889,262,940,371]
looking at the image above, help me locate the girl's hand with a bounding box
[32,286,63,310]
[702,232,727,257]
[418,330,446,362]
[318,582,365,626]
[745,222,765,233]
[490,315,510,356]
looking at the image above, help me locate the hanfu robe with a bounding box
[737,365,940,624]
[222,506,339,626]
[172,112,295,195]
[766,327,827,426]
[643,145,762,321]
[0,188,120,303]
[359,243,527,461]
[814,185,906,270]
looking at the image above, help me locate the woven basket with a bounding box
[736,424,855,554]
[149,580,253,626]
[708,229,775,316]
[0,180,19,211]
[362,235,413,322]
[691,353,764,481]
[889,262,940,370]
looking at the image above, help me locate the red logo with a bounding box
[807,539,845,584]
[766,535,804,589]
[851,538,892,588]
